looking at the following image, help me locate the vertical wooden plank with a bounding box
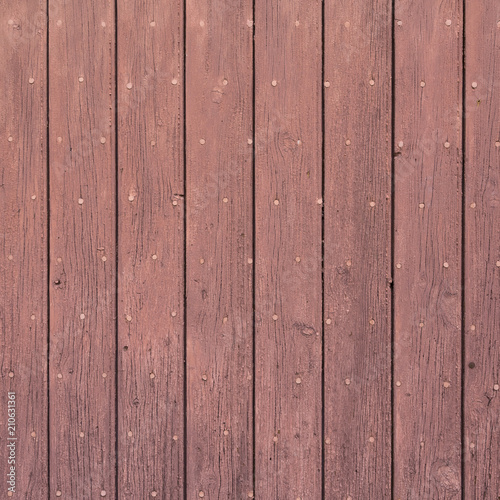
[185,0,254,498]
[464,3,500,498]
[393,1,463,497]
[0,0,48,497]
[117,0,184,497]
[48,0,116,497]
[254,1,322,498]
[323,0,392,498]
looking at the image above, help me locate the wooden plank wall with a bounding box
[393,1,463,497]
[1,0,48,497]
[324,0,392,498]
[254,1,323,498]
[185,0,253,497]
[463,1,500,498]
[117,0,184,498]
[48,0,116,497]
[0,0,499,499]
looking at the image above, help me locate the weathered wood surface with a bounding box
[117,0,185,497]
[48,0,116,497]
[463,1,500,498]
[0,1,499,498]
[393,0,463,497]
[323,0,392,498]
[254,1,323,497]
[0,0,48,497]
[185,0,254,497]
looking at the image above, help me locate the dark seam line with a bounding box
[252,0,256,495]
[390,0,396,497]
[46,0,51,496]
[183,0,188,497]
[460,0,466,497]
[321,0,326,498]
[114,0,119,497]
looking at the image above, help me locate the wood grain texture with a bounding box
[117,0,185,498]
[463,2,500,498]
[393,1,463,497]
[254,1,322,497]
[0,0,48,497]
[323,0,392,497]
[48,0,116,497]
[185,0,254,498]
